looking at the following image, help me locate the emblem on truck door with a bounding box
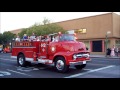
[51,46,56,53]
[41,43,46,47]
[42,48,45,52]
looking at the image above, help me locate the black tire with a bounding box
[75,64,86,69]
[54,57,69,73]
[17,54,27,67]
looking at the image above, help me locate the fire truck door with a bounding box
[40,41,48,57]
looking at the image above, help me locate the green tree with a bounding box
[2,31,15,45]
[18,28,27,38]
[0,33,3,44]
[18,18,66,37]
[42,17,50,25]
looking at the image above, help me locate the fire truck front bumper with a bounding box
[69,60,91,66]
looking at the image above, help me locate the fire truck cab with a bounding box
[11,33,91,73]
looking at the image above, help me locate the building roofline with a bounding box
[55,12,113,23]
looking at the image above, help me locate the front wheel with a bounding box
[54,57,69,73]
[75,64,86,69]
[17,54,27,67]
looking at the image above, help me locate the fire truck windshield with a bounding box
[59,34,76,41]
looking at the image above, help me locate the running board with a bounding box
[38,59,53,64]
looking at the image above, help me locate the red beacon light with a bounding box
[74,33,78,39]
[74,33,76,36]
[58,32,61,34]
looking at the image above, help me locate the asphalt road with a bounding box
[0,53,120,78]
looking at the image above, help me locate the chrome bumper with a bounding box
[69,59,91,66]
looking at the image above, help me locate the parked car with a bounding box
[3,47,11,53]
[0,45,3,53]
[0,48,3,53]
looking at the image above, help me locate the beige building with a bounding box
[10,28,23,35]
[10,13,120,55]
[56,13,120,55]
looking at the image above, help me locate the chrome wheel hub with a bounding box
[56,60,64,70]
[19,57,24,65]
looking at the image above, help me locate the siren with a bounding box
[74,33,76,36]
[74,33,78,39]
[58,32,61,34]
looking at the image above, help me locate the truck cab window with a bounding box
[59,34,75,41]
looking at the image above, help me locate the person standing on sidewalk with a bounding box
[110,45,115,57]
[107,48,111,57]
[115,47,119,57]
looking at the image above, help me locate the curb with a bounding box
[90,57,120,59]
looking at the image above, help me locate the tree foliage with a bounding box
[1,31,15,45]
[18,28,27,38]
[0,18,66,46]
[0,33,3,44]
[18,18,66,38]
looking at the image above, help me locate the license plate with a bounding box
[83,61,86,64]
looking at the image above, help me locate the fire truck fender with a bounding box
[17,52,31,66]
[53,52,71,65]
[17,52,25,59]
[17,52,26,67]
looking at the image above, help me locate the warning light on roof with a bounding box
[74,33,76,36]
[75,37,78,39]
[58,32,61,34]
[74,33,77,40]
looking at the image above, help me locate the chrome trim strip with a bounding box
[76,54,90,58]
[70,60,91,65]
[26,58,34,61]
[38,59,53,64]
[11,56,34,62]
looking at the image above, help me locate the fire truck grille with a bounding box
[76,53,89,58]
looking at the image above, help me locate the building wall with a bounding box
[57,13,120,55]
[112,13,120,38]
[108,13,120,48]
[57,13,113,39]
[9,28,23,35]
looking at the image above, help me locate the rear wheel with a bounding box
[54,57,69,73]
[75,64,86,69]
[17,54,27,67]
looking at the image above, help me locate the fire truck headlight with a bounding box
[73,54,77,60]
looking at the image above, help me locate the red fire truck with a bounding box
[11,33,91,73]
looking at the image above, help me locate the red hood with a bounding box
[62,41,87,52]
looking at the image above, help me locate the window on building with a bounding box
[116,39,120,47]
[75,28,87,34]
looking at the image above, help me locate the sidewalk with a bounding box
[90,55,120,59]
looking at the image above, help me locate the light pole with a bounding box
[105,31,111,57]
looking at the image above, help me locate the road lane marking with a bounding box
[16,67,39,72]
[88,63,107,66]
[0,55,10,57]
[83,69,92,70]
[0,58,16,62]
[0,63,15,67]
[65,65,115,78]
[7,69,32,77]
[0,71,11,76]
[17,68,33,72]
